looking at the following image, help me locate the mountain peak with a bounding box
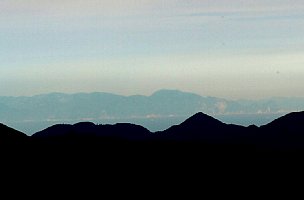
[151,89,200,98]
[181,112,223,127]
[151,89,182,96]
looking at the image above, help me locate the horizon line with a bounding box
[1,89,304,101]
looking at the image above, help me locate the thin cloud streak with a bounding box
[1,1,304,98]
[1,0,304,18]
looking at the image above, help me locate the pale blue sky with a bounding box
[1,0,304,99]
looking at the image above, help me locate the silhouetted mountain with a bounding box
[32,122,151,145]
[159,112,223,138]
[261,111,304,132]
[0,123,28,146]
[259,111,304,150]
[158,112,254,144]
[1,111,304,162]
[4,113,302,189]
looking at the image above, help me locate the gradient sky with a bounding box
[1,0,304,99]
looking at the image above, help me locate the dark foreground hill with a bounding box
[3,111,304,187]
[2,111,304,159]
[0,123,28,146]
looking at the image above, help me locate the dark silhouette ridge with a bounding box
[179,112,225,127]
[261,111,304,132]
[0,123,29,163]
[32,122,151,141]
[2,111,304,163]
[159,112,225,139]
[1,111,303,145]
[0,123,28,145]
[2,114,298,194]
[157,112,253,145]
[258,111,304,150]
[3,110,304,185]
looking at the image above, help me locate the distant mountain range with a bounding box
[1,89,304,134]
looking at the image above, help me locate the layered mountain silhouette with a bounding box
[1,111,304,153]
[1,89,304,134]
[2,112,304,184]
[3,112,303,186]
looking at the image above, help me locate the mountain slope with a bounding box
[30,111,304,148]
[158,112,251,142]
[32,122,151,143]
[259,111,304,149]
[1,111,304,153]
[261,111,304,132]
[0,123,28,145]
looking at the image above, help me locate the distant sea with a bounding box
[5,113,286,136]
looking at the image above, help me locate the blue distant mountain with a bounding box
[0,89,304,134]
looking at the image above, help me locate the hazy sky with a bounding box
[1,0,304,99]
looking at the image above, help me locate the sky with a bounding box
[1,0,304,100]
